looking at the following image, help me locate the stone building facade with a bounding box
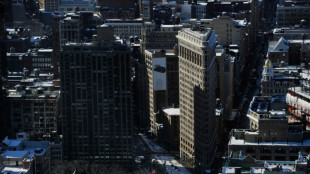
[177,28,217,171]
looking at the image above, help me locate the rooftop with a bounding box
[1,166,29,174]
[2,138,22,147]
[163,108,180,116]
[268,37,289,52]
[2,151,28,159]
[229,136,310,146]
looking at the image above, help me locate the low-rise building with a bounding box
[161,108,180,152]
[247,96,287,130]
[6,82,60,139]
[222,151,309,174]
[273,27,310,41]
[267,37,289,65]
[104,19,144,39]
[261,58,297,96]
[276,0,310,27]
[0,137,50,174]
[7,48,53,73]
[229,122,310,161]
[59,0,95,12]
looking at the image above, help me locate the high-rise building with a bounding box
[60,25,133,166]
[177,28,217,171]
[144,49,179,135]
[136,24,185,130]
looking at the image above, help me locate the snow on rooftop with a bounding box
[251,168,265,173]
[222,167,238,174]
[268,37,289,52]
[2,151,28,158]
[1,166,29,174]
[163,108,180,116]
[152,155,191,174]
[230,136,310,146]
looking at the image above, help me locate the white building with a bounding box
[104,19,144,39]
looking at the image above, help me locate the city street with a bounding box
[237,34,267,129]
[133,133,191,174]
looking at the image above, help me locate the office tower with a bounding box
[60,25,133,166]
[177,28,217,171]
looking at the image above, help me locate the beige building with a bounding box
[247,96,287,130]
[137,24,186,129]
[229,116,310,161]
[177,28,217,171]
[261,58,296,96]
[140,24,188,55]
[212,15,248,46]
[145,49,179,135]
[212,15,251,72]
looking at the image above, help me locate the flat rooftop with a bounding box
[1,166,29,174]
[2,151,28,158]
[163,108,180,116]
